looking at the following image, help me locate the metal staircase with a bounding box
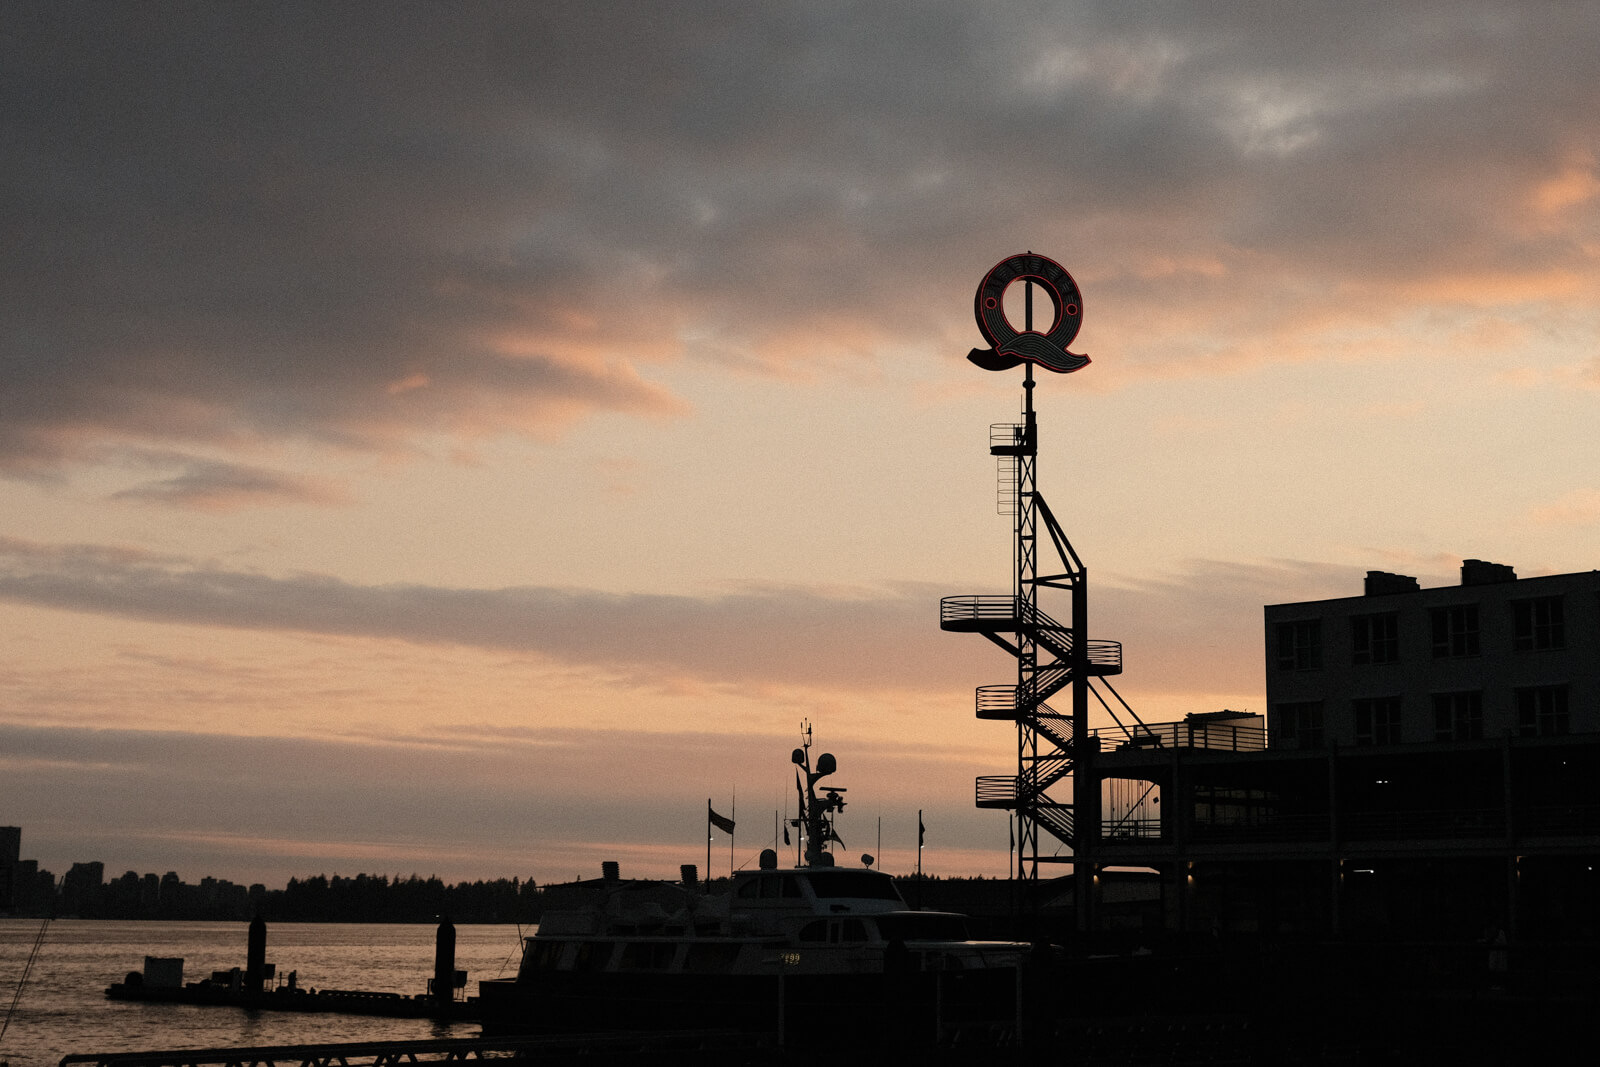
[941,399,1143,903]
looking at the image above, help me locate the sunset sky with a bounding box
[4,2,1598,888]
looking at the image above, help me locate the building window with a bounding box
[1430,605,1480,658]
[1512,597,1565,652]
[1276,620,1323,670]
[1351,613,1399,665]
[1354,697,1402,745]
[1432,691,1483,741]
[1276,701,1324,748]
[1516,685,1569,736]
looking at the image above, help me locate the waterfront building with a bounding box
[1091,560,1600,941]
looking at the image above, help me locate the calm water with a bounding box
[0,920,527,1067]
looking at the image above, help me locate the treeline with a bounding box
[267,873,541,923]
[31,872,543,923]
[21,867,1012,923]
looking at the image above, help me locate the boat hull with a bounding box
[478,966,1021,1044]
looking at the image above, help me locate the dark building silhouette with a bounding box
[1092,560,1600,941]
[61,860,105,917]
[0,825,18,909]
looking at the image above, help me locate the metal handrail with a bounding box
[941,597,1123,672]
[990,423,1025,450]
[975,775,1016,806]
[975,685,1018,717]
[1192,814,1331,842]
[1093,720,1268,753]
[1515,803,1600,836]
[941,595,1020,624]
[1034,802,1076,845]
[1100,817,1163,841]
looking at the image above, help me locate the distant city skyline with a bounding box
[3,3,1599,887]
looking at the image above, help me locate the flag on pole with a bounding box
[918,813,926,847]
[708,804,736,835]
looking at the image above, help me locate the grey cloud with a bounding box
[0,721,757,879]
[0,536,991,692]
[0,536,1349,701]
[6,2,1594,471]
[1097,558,1369,695]
[108,454,348,510]
[0,720,1010,883]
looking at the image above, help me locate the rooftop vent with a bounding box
[1364,571,1420,596]
[1461,559,1516,586]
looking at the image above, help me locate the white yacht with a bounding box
[477,732,1031,1042]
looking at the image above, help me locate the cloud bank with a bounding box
[5,2,1597,478]
[0,536,1358,700]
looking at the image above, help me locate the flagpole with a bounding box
[706,798,712,888]
[730,792,736,879]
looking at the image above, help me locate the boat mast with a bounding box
[791,721,846,867]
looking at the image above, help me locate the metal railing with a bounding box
[1100,817,1163,841]
[1516,803,1600,837]
[1098,804,1600,848]
[1035,803,1076,844]
[975,775,1016,807]
[941,595,1022,626]
[1094,720,1268,753]
[1341,807,1504,841]
[975,684,1020,719]
[1191,814,1331,843]
[940,597,1122,672]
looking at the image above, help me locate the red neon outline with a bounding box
[970,252,1089,373]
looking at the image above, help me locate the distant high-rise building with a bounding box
[0,826,19,909]
[62,860,106,917]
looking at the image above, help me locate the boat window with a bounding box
[760,876,783,899]
[840,918,868,943]
[523,940,566,972]
[684,942,742,974]
[572,942,614,972]
[782,875,804,898]
[736,878,761,899]
[874,914,970,941]
[618,942,676,970]
[798,920,828,943]
[804,871,903,901]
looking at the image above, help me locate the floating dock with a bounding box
[103,979,479,1021]
[103,918,475,1022]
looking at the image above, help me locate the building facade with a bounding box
[1265,561,1600,748]
[1088,560,1600,943]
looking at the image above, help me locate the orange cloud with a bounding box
[1529,488,1600,527]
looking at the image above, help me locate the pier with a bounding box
[57,1032,770,1067]
[103,919,476,1022]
